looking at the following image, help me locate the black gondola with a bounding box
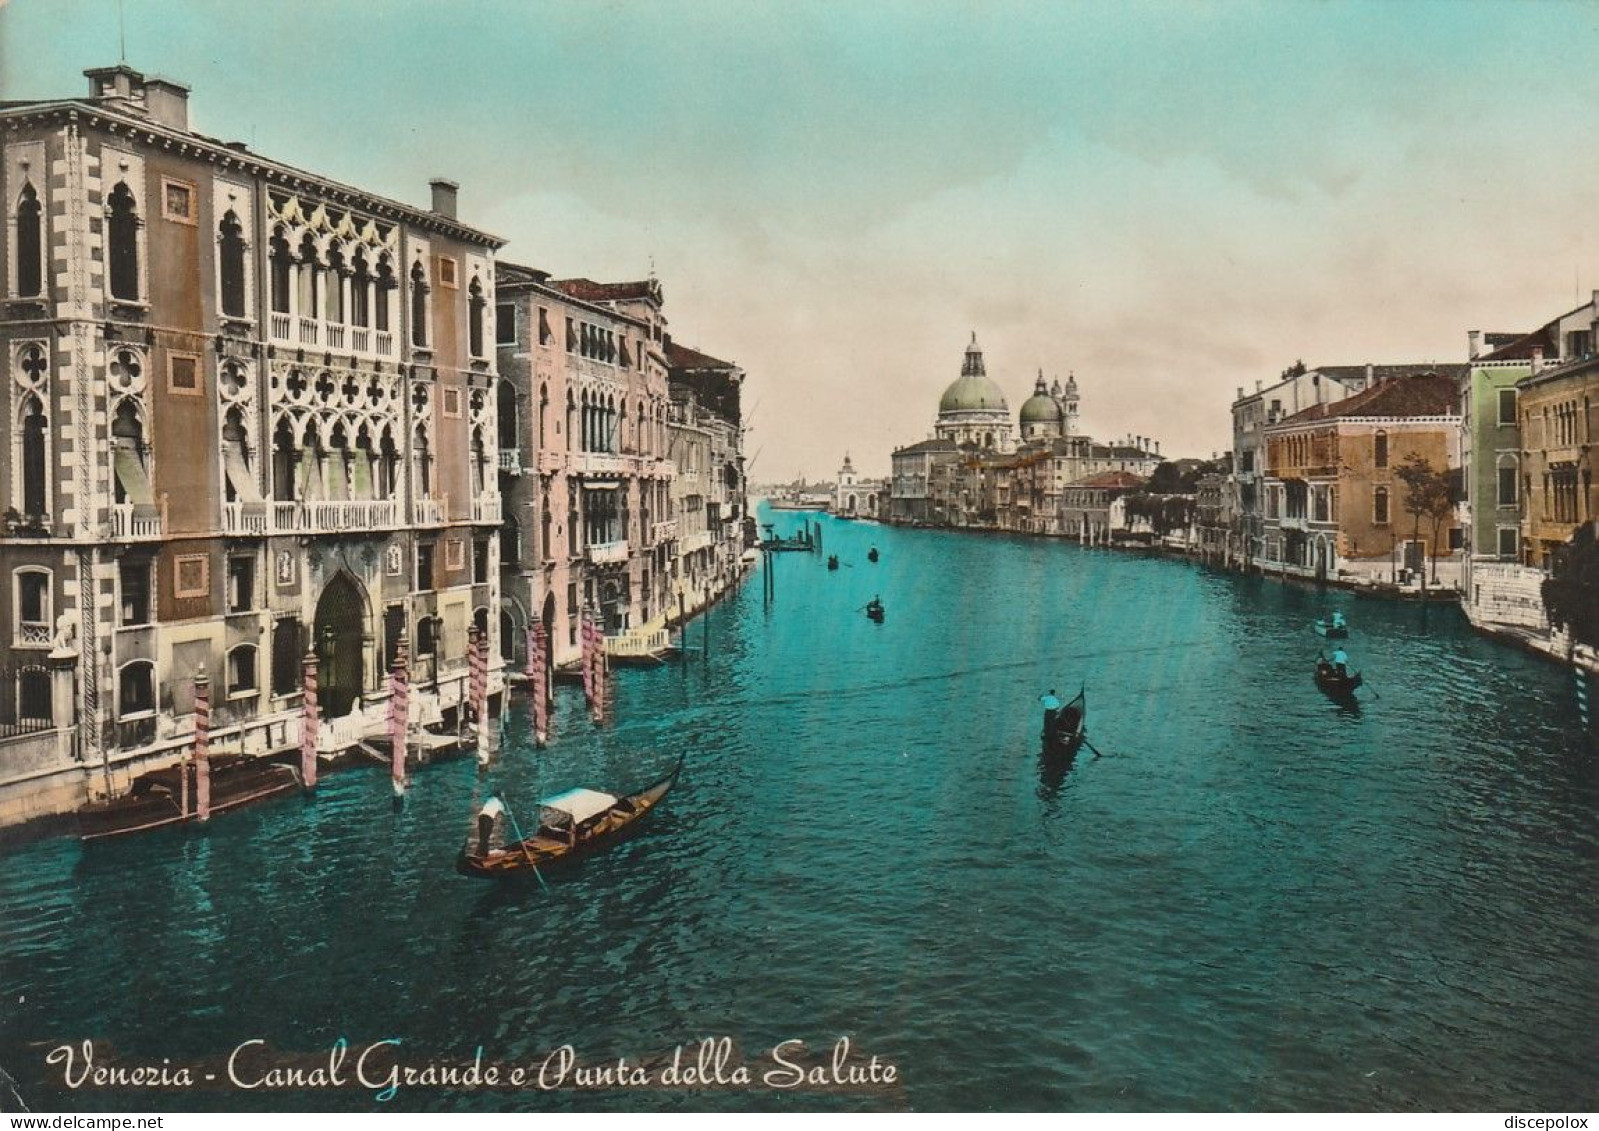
[865,597,884,623]
[1313,617,1349,638]
[867,547,879,563]
[827,555,839,570]
[1314,658,1363,697]
[1041,687,1086,755]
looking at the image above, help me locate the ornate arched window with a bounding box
[107,182,140,301]
[296,233,321,320]
[350,250,371,328]
[15,184,43,298]
[468,277,486,358]
[272,417,298,502]
[218,210,247,318]
[18,392,48,517]
[269,227,293,315]
[118,659,156,717]
[1373,429,1388,469]
[374,255,394,334]
[410,261,429,348]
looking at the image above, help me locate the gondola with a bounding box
[455,754,684,879]
[827,555,839,571]
[1313,617,1349,638]
[865,598,885,623]
[1314,659,1363,698]
[1041,687,1086,756]
[867,547,879,563]
[78,754,302,841]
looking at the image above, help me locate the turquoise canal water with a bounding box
[2,508,1597,1112]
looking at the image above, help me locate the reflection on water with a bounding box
[1,509,1596,1112]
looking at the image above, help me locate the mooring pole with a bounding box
[704,586,711,662]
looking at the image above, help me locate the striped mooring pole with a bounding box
[1576,669,1591,733]
[193,665,211,822]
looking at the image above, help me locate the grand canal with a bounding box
[2,509,1596,1112]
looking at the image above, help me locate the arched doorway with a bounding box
[314,570,368,718]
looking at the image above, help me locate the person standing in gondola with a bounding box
[477,791,505,857]
[1040,688,1062,736]
[1332,647,1350,678]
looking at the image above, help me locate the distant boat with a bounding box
[79,755,302,841]
[865,598,885,623]
[867,547,879,563]
[1313,617,1349,638]
[827,555,839,571]
[456,755,684,879]
[1041,687,1086,756]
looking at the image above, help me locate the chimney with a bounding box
[1236,386,1244,402]
[85,64,141,102]
[143,77,190,131]
[1468,330,1482,360]
[429,178,459,220]
[1154,440,1161,455]
[1531,346,1544,375]
[1255,379,1263,392]
[1365,362,1374,388]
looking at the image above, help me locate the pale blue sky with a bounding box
[4,0,1598,478]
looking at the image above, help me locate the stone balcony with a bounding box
[472,496,502,524]
[586,539,630,565]
[223,499,402,536]
[270,311,397,361]
[650,519,678,545]
[497,449,522,476]
[536,450,564,474]
[109,503,164,540]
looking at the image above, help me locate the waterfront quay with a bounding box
[1,510,1595,1111]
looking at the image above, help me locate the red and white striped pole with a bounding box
[300,649,319,790]
[193,666,211,822]
[580,606,595,710]
[389,631,409,797]
[470,625,488,728]
[528,615,549,747]
[589,607,606,725]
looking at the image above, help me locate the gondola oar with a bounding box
[500,794,551,894]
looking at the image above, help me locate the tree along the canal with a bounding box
[1395,452,1456,587]
[1542,521,1599,654]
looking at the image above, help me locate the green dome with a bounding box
[1019,372,1062,424]
[938,333,1009,414]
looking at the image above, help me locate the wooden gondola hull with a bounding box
[1041,692,1087,755]
[1314,667,1363,697]
[455,760,682,879]
[79,759,302,841]
[1314,621,1349,638]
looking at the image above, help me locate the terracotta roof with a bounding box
[1277,371,1462,426]
[1309,363,1463,385]
[551,278,661,304]
[1481,325,1559,362]
[496,260,552,286]
[893,438,961,456]
[1069,471,1147,489]
[665,341,738,371]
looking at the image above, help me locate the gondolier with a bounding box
[1040,688,1062,731]
[1332,647,1350,677]
[477,792,506,857]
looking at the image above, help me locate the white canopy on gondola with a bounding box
[539,787,618,825]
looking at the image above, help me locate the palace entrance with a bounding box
[314,570,368,718]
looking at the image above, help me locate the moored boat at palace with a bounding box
[78,754,302,841]
[456,754,684,879]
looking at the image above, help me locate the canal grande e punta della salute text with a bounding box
[42,1037,900,1101]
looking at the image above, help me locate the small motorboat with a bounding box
[827,555,839,571]
[867,547,879,563]
[1041,687,1086,756]
[1314,658,1363,698]
[865,598,885,623]
[1314,616,1349,638]
[456,754,684,879]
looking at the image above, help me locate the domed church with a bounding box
[1019,369,1080,443]
[935,333,1014,453]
